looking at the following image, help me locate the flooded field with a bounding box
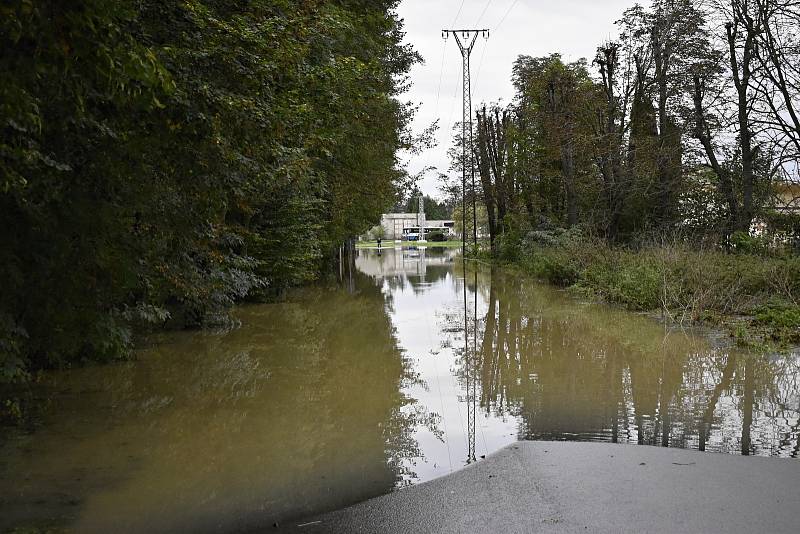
[1,247,798,532]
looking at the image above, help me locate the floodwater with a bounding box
[1,247,799,532]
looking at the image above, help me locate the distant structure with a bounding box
[773,182,800,213]
[380,196,456,241]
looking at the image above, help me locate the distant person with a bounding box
[377,237,382,248]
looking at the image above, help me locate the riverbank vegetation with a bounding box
[495,230,799,347]
[0,1,418,405]
[445,0,800,347]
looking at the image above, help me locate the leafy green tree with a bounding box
[0,0,418,388]
[401,191,451,220]
[511,55,600,230]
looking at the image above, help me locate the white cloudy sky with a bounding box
[395,0,641,198]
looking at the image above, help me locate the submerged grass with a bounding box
[492,232,800,348]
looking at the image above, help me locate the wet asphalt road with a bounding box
[278,441,800,534]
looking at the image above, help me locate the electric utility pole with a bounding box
[442,29,489,252]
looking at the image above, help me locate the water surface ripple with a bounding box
[1,247,798,532]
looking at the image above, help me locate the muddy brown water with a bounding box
[1,247,798,532]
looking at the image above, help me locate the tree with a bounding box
[723,0,763,231]
[368,225,386,241]
[0,0,418,386]
[475,105,513,248]
[594,42,632,239]
[754,0,800,172]
[401,191,452,220]
[692,0,783,235]
[436,0,796,256]
[618,0,708,230]
[511,55,599,231]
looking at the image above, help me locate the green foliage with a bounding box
[427,231,447,242]
[510,55,598,229]
[0,0,417,384]
[536,255,581,287]
[365,225,387,241]
[754,302,800,343]
[730,231,768,254]
[0,313,28,385]
[762,210,800,253]
[755,303,800,329]
[494,223,526,262]
[519,250,580,287]
[452,203,489,240]
[584,258,663,310]
[507,233,799,343]
[400,192,452,220]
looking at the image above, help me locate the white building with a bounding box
[380,197,455,241]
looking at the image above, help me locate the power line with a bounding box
[451,0,466,27]
[420,40,449,185]
[474,39,489,103]
[425,318,454,474]
[475,0,493,27]
[496,0,519,30]
[435,39,447,113]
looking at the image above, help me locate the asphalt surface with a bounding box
[277,441,800,534]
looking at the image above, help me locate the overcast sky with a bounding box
[395,0,641,199]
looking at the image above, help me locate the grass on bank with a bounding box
[489,229,800,349]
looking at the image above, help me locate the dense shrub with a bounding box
[755,303,800,342]
[756,303,800,328]
[507,234,800,345]
[730,231,769,255]
[584,258,663,310]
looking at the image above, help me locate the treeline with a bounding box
[464,0,800,250]
[396,190,454,220]
[0,1,417,386]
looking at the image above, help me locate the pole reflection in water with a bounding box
[1,246,798,533]
[358,247,800,471]
[463,257,478,465]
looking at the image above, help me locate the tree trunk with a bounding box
[596,45,627,240]
[562,139,578,227]
[692,74,739,235]
[476,109,498,248]
[727,19,757,232]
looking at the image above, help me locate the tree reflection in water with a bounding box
[9,246,796,534]
[0,269,433,533]
[452,263,800,458]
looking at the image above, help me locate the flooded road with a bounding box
[1,247,799,532]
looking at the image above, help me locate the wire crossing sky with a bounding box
[397,0,637,198]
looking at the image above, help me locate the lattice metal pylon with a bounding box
[443,29,489,251]
[470,268,478,463]
[462,257,476,464]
